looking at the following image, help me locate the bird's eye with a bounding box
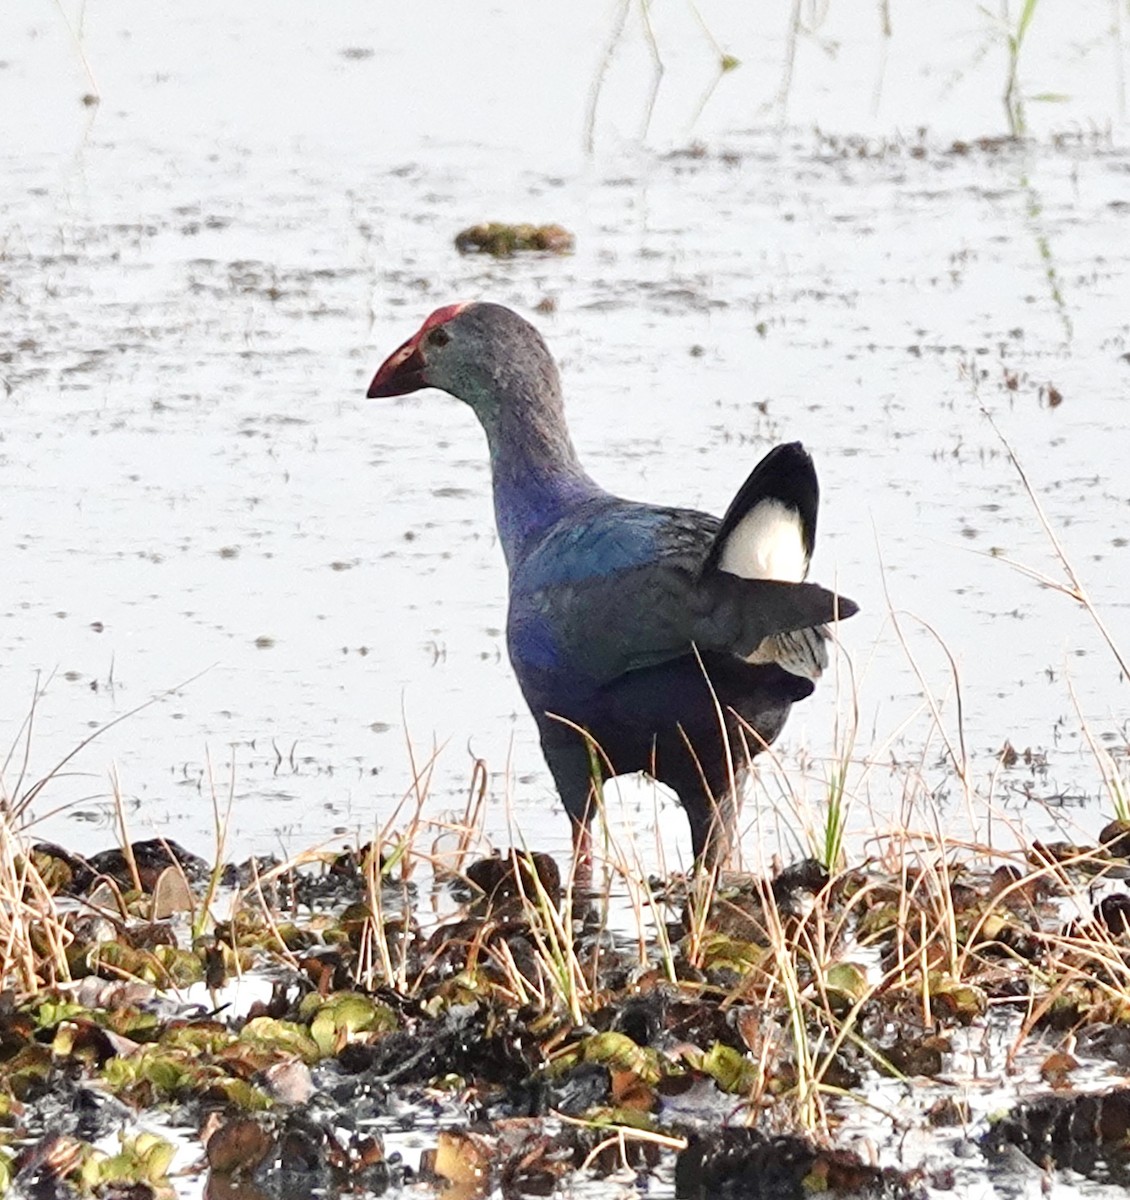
[427,326,450,348]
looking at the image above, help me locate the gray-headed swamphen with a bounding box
[368,302,856,869]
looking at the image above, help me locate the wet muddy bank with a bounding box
[6,823,1130,1196]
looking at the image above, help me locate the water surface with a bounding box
[1,1,1129,874]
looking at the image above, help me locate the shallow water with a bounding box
[2,1,1129,882]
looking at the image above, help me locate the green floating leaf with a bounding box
[824,961,871,1009]
[695,933,767,974]
[29,999,88,1031]
[580,1032,661,1084]
[100,1005,161,1039]
[239,1017,320,1064]
[153,945,205,987]
[162,1021,232,1056]
[307,992,397,1057]
[102,1046,194,1098]
[87,1131,176,1187]
[697,1041,759,1094]
[929,976,988,1022]
[212,1076,272,1111]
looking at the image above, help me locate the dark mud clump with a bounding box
[983,1087,1130,1184]
[675,1128,925,1199]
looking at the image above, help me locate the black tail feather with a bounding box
[700,442,819,580]
[695,576,858,661]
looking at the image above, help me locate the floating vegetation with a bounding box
[4,804,1130,1196]
[454,222,575,257]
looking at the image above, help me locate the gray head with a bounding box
[367,302,563,433]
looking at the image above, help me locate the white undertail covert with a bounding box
[717,499,808,583]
